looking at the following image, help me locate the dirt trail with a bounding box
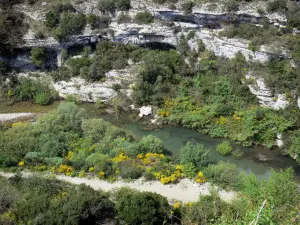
[0,172,236,203]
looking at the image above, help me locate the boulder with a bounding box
[139,106,152,117]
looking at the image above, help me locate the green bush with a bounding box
[67,57,91,77]
[34,92,55,105]
[182,162,197,178]
[87,14,111,29]
[115,0,131,11]
[267,0,287,13]
[12,77,57,104]
[116,189,170,225]
[179,141,210,169]
[0,61,8,76]
[119,160,144,179]
[0,10,27,50]
[197,40,206,53]
[117,12,131,24]
[139,135,164,154]
[216,141,233,156]
[54,13,86,41]
[184,194,228,224]
[85,153,110,167]
[205,161,240,190]
[134,11,153,24]
[223,0,239,12]
[98,0,116,13]
[65,94,81,105]
[45,11,60,28]
[181,1,194,14]
[31,47,48,66]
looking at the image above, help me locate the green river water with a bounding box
[1,100,299,181]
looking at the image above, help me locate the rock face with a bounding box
[53,70,134,102]
[276,133,284,148]
[139,106,152,117]
[245,73,290,109]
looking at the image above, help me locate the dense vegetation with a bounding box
[0,103,300,224]
[1,0,300,223]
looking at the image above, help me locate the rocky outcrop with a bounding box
[245,73,290,109]
[112,22,283,62]
[139,106,152,117]
[53,69,135,102]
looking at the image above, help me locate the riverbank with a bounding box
[0,171,236,203]
[0,113,36,124]
[1,100,299,181]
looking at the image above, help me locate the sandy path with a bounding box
[0,172,236,203]
[0,113,35,123]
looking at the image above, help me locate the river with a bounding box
[1,100,299,181]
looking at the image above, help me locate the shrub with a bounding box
[12,77,57,104]
[115,0,131,11]
[180,141,210,169]
[216,141,233,156]
[181,1,194,14]
[65,94,81,104]
[31,47,48,67]
[138,135,164,154]
[98,0,116,13]
[119,160,144,179]
[34,92,54,105]
[267,0,287,13]
[45,11,60,28]
[0,10,27,49]
[184,194,228,224]
[67,57,91,77]
[197,40,206,53]
[224,0,239,12]
[117,12,131,24]
[85,153,110,167]
[116,189,170,225]
[205,161,240,189]
[0,61,8,76]
[87,14,111,29]
[134,11,153,24]
[54,13,86,41]
[182,162,197,179]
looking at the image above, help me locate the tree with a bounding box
[116,189,170,225]
[179,141,210,168]
[0,10,27,51]
[54,13,86,41]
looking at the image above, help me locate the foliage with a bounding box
[267,0,287,13]
[116,189,170,225]
[205,161,240,190]
[98,0,131,13]
[31,47,48,67]
[116,12,131,24]
[134,11,153,24]
[179,141,210,169]
[119,160,144,179]
[0,176,116,225]
[0,10,27,50]
[181,1,194,14]
[11,77,58,105]
[87,14,111,29]
[219,23,282,49]
[54,13,86,41]
[216,141,233,156]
